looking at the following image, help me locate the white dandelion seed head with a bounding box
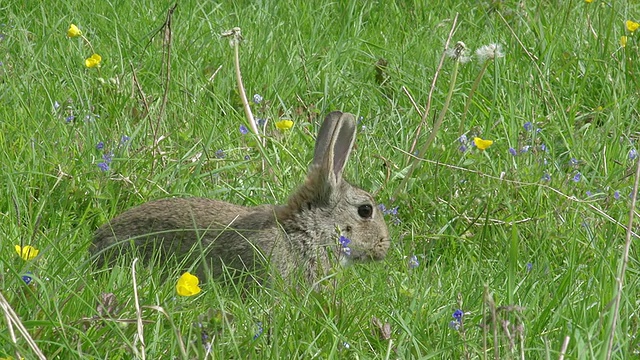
[475,43,504,63]
[446,41,471,63]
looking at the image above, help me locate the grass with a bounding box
[1,0,640,358]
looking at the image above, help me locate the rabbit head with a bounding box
[278,111,390,267]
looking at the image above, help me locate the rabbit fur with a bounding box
[91,111,390,284]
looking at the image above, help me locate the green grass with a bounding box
[1,0,640,358]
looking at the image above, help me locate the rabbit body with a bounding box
[92,111,390,283]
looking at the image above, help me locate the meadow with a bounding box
[1,0,639,358]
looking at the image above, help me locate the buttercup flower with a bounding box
[620,36,628,48]
[275,119,293,130]
[67,24,82,38]
[473,137,494,150]
[176,272,201,297]
[584,0,593,3]
[85,53,102,68]
[626,20,640,32]
[15,245,39,260]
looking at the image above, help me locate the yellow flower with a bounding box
[473,137,494,150]
[176,272,201,297]
[85,53,102,68]
[15,245,39,261]
[620,35,628,47]
[275,119,294,130]
[626,20,640,32]
[584,0,593,3]
[67,24,82,38]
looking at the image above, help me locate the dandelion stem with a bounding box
[459,60,490,134]
[392,57,460,200]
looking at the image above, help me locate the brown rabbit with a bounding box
[91,111,390,284]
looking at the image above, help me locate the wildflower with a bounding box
[275,119,293,130]
[573,172,582,182]
[239,125,248,135]
[85,53,102,68]
[96,141,104,150]
[586,191,593,197]
[459,145,468,152]
[509,148,517,156]
[408,255,419,269]
[540,144,547,152]
[120,135,130,144]
[215,149,225,159]
[629,149,637,160]
[458,134,468,143]
[542,173,551,181]
[520,145,530,153]
[338,235,351,256]
[97,162,110,172]
[446,41,470,63]
[475,43,504,63]
[15,245,39,260]
[523,121,533,131]
[614,191,620,200]
[54,101,60,110]
[176,272,201,297]
[473,137,493,150]
[570,158,579,166]
[22,272,33,285]
[253,322,263,340]
[585,0,593,3]
[252,94,263,104]
[244,155,250,161]
[67,24,82,38]
[620,36,628,48]
[626,20,640,32]
[65,115,75,123]
[256,118,266,127]
[526,263,533,272]
[452,309,463,322]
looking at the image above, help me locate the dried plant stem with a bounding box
[604,158,640,359]
[227,28,262,145]
[559,336,570,360]
[0,290,47,360]
[132,258,146,360]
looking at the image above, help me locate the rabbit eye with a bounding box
[357,204,373,219]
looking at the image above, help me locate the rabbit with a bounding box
[91,111,390,284]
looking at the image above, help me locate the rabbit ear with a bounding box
[312,111,357,185]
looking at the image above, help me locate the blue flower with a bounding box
[523,122,533,131]
[252,94,263,104]
[97,162,110,171]
[120,135,130,144]
[573,172,581,182]
[256,118,266,127]
[253,322,263,340]
[630,149,638,160]
[22,272,33,285]
[526,263,533,272]
[244,155,250,160]
[452,309,463,322]
[542,173,551,181]
[65,115,75,123]
[239,125,249,135]
[570,158,578,166]
[614,191,620,200]
[215,149,226,159]
[458,134,467,143]
[459,145,468,153]
[540,144,547,152]
[408,255,419,269]
[339,235,351,256]
[508,147,517,156]
[520,145,530,153]
[96,141,105,150]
